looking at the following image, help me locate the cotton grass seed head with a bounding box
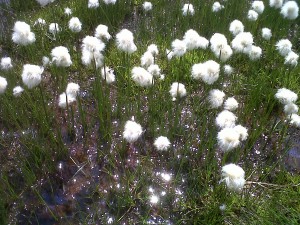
[169,82,187,100]
[222,164,245,192]
[171,39,187,57]
[231,32,253,53]
[0,76,8,94]
[13,86,24,97]
[217,128,240,152]
[251,1,265,14]
[284,51,299,67]
[116,29,137,54]
[64,7,72,15]
[276,39,292,57]
[247,10,258,21]
[131,67,153,87]
[182,4,195,16]
[147,64,161,77]
[68,17,82,33]
[212,2,224,12]
[101,67,116,84]
[51,46,72,67]
[1,57,13,70]
[66,82,80,97]
[210,33,228,52]
[215,110,237,129]
[141,51,154,68]
[123,120,143,143]
[195,60,220,85]
[12,21,36,46]
[143,2,152,11]
[49,23,60,35]
[154,136,171,151]
[269,0,283,9]
[88,0,99,8]
[289,114,300,127]
[208,89,225,109]
[103,0,116,4]
[183,29,209,50]
[275,88,298,105]
[234,125,248,141]
[147,44,159,56]
[280,1,299,20]
[284,103,299,115]
[58,92,76,108]
[247,45,262,60]
[21,64,43,89]
[224,65,234,75]
[262,28,272,40]
[95,24,111,41]
[34,18,46,26]
[224,97,238,111]
[36,0,55,7]
[229,20,244,36]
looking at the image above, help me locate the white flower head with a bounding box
[0,76,8,94]
[51,46,72,67]
[143,2,152,11]
[276,39,292,57]
[147,64,161,77]
[214,44,233,62]
[68,17,82,33]
[224,65,234,75]
[251,1,265,14]
[229,20,244,36]
[95,24,111,41]
[216,110,237,129]
[231,32,254,53]
[58,92,76,108]
[49,23,60,35]
[183,29,209,50]
[34,18,46,26]
[166,49,174,60]
[224,97,238,111]
[21,64,43,89]
[269,0,283,9]
[171,39,187,57]
[64,7,72,15]
[280,1,299,20]
[101,67,115,84]
[42,56,50,66]
[116,29,137,54]
[88,0,99,8]
[13,86,24,97]
[81,36,105,68]
[36,0,55,7]
[247,9,258,21]
[289,114,300,127]
[123,120,143,143]
[262,28,272,40]
[169,82,187,100]
[1,57,13,70]
[222,164,245,192]
[212,2,224,12]
[234,125,248,141]
[218,128,240,152]
[284,103,299,115]
[247,45,262,60]
[103,0,117,4]
[147,44,159,56]
[275,88,298,105]
[141,51,154,68]
[12,21,36,45]
[154,136,171,151]
[210,33,228,53]
[131,67,153,87]
[208,89,225,108]
[192,60,220,85]
[182,4,194,16]
[284,51,299,67]
[66,82,80,97]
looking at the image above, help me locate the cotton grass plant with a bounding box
[0,0,300,224]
